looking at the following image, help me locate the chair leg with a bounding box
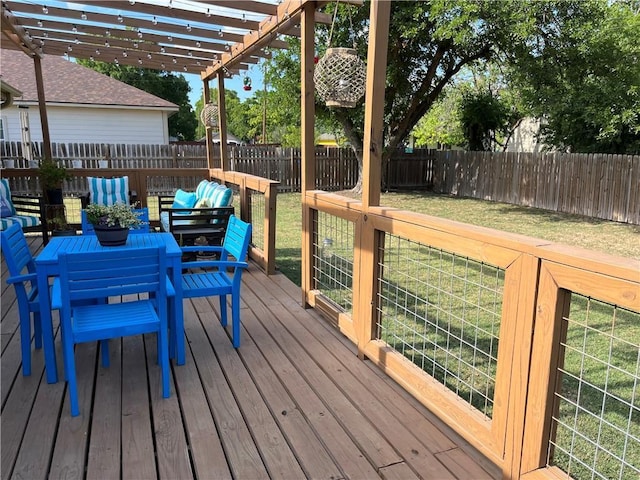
[168,297,176,360]
[231,294,241,348]
[19,305,32,376]
[61,334,80,416]
[219,294,228,327]
[100,340,110,367]
[33,312,43,349]
[158,328,170,398]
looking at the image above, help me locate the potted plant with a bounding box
[38,159,71,205]
[84,203,145,246]
[48,204,76,236]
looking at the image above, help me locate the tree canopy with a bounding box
[263,0,638,190]
[506,0,640,153]
[77,60,198,141]
[266,1,568,189]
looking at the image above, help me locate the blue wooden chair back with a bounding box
[57,246,171,415]
[221,214,252,262]
[81,207,150,235]
[0,223,43,376]
[180,215,252,348]
[59,246,167,306]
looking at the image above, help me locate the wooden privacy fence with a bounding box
[432,150,640,224]
[230,145,360,192]
[2,141,638,224]
[0,141,212,169]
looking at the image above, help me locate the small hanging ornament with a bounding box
[313,2,366,108]
[243,76,252,91]
[200,102,219,129]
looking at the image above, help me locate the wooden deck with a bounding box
[1,235,500,480]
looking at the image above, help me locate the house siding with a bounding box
[1,106,170,144]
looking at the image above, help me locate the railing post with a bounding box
[264,182,277,275]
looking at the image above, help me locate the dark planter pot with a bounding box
[94,224,129,247]
[45,188,64,205]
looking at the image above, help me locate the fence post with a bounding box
[264,182,277,275]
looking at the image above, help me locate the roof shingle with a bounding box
[0,49,178,110]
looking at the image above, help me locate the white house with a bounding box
[0,49,178,145]
[504,117,551,153]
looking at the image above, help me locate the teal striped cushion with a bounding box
[0,215,41,230]
[199,182,220,205]
[212,186,233,207]
[0,178,16,216]
[195,179,211,200]
[88,176,129,206]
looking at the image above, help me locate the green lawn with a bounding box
[275,191,640,286]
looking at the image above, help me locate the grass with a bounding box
[275,191,640,286]
[274,191,639,480]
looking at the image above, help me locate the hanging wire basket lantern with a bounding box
[313,0,366,108]
[314,47,366,108]
[200,102,219,129]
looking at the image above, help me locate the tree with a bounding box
[506,1,640,153]
[267,1,586,191]
[194,89,252,141]
[412,88,465,149]
[77,60,198,141]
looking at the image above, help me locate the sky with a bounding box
[184,66,264,107]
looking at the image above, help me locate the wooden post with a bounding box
[300,2,316,307]
[354,0,391,358]
[217,72,229,172]
[203,80,214,170]
[33,55,52,161]
[264,182,277,275]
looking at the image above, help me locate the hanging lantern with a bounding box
[200,102,219,129]
[313,47,366,108]
[243,76,252,91]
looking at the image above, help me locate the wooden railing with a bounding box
[304,190,639,480]
[1,168,278,275]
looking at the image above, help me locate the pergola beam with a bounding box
[1,3,42,57]
[202,0,338,80]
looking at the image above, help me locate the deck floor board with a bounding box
[1,237,500,479]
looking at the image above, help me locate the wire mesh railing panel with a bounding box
[249,189,265,250]
[548,295,640,480]
[312,211,354,313]
[376,233,504,418]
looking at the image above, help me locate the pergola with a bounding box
[0,0,390,302]
[0,0,378,162]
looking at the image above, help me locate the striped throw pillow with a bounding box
[87,176,129,206]
[0,178,16,216]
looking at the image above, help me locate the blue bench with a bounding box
[0,178,48,244]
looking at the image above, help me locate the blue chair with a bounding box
[180,215,252,348]
[81,207,150,235]
[0,223,44,376]
[53,246,173,416]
